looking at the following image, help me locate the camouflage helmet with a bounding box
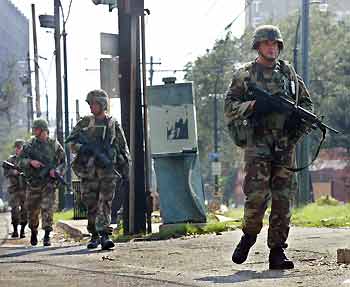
[252,25,284,50]
[32,118,49,131]
[86,89,109,111]
[14,139,25,148]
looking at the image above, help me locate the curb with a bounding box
[56,220,89,239]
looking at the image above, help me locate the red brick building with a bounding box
[310,148,350,203]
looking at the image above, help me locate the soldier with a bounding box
[67,89,129,250]
[18,119,66,246]
[224,25,313,269]
[3,139,27,238]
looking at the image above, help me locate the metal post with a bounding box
[141,14,152,234]
[31,4,41,118]
[213,75,219,198]
[62,24,72,207]
[214,93,219,195]
[128,14,137,234]
[299,0,311,204]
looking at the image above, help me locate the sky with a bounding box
[10,0,245,124]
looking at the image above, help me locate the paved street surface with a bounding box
[0,213,350,287]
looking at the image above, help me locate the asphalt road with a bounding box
[0,217,350,287]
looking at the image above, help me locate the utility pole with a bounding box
[298,0,311,204]
[118,0,146,235]
[26,52,33,133]
[54,0,64,210]
[148,56,161,86]
[31,4,41,118]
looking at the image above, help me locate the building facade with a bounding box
[0,0,29,199]
[245,0,350,28]
[0,0,29,124]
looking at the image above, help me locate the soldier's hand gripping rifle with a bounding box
[247,84,340,171]
[2,160,25,177]
[29,153,67,186]
[39,163,67,186]
[65,132,122,179]
[247,84,339,134]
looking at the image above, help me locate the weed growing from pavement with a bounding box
[111,221,241,242]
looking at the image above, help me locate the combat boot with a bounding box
[20,224,26,238]
[100,231,115,250]
[43,230,51,247]
[11,224,19,238]
[30,230,38,246]
[269,247,294,270]
[232,233,257,264]
[87,233,100,249]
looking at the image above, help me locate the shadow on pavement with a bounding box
[196,269,305,284]
[48,247,114,256]
[0,244,84,259]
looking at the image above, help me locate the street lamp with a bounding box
[39,6,73,209]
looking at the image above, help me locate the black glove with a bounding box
[254,97,280,116]
[284,112,302,130]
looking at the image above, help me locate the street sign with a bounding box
[100,33,119,57]
[100,57,120,98]
[211,161,222,176]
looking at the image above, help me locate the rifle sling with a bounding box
[285,126,326,173]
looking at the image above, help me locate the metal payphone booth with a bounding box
[148,77,206,225]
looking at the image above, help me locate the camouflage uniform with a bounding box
[3,154,27,229]
[18,129,66,235]
[68,90,129,239]
[225,25,313,262]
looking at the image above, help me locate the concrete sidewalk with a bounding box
[1,226,350,286]
[57,219,161,239]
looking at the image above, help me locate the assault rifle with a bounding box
[39,163,67,186]
[247,84,340,134]
[29,153,67,186]
[2,160,27,189]
[65,132,121,179]
[247,84,340,171]
[2,160,25,177]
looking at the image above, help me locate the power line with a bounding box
[59,0,74,26]
[224,0,253,31]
